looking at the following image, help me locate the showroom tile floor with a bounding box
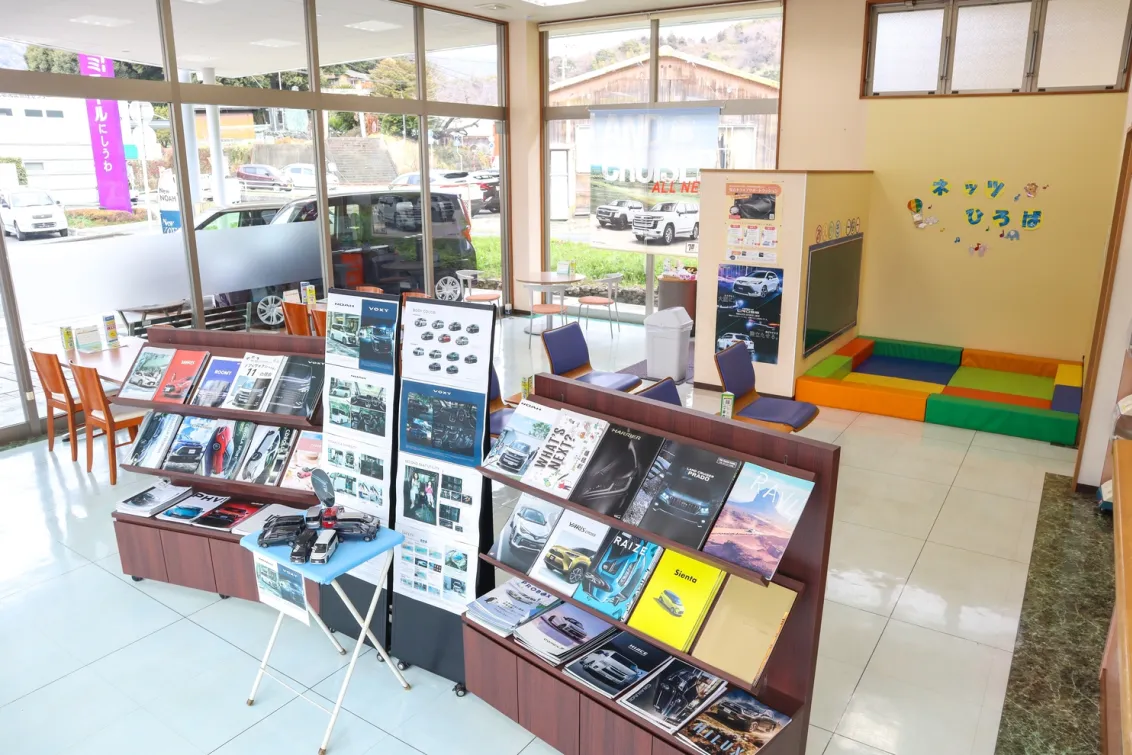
[0,318,1078,754]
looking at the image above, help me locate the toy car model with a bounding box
[543,545,595,583]
[546,614,587,641]
[421,331,434,341]
[414,318,427,327]
[456,336,469,346]
[448,322,462,331]
[291,529,318,563]
[203,424,233,476]
[446,351,460,361]
[464,355,478,364]
[310,529,339,565]
[429,362,442,371]
[258,515,307,547]
[429,349,442,359]
[438,334,451,344]
[412,347,425,357]
[467,324,480,334]
[446,365,459,374]
[658,589,685,616]
[330,508,380,541]
[581,649,642,687]
[431,319,445,329]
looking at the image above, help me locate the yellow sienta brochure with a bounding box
[627,549,724,652]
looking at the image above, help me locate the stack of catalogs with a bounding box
[465,578,559,637]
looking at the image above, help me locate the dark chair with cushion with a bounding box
[713,343,819,433]
[636,378,682,406]
[489,366,514,437]
[541,322,641,393]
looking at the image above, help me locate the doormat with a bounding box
[621,338,695,383]
[996,473,1113,754]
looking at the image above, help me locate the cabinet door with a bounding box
[652,739,686,755]
[209,539,258,601]
[114,521,168,582]
[579,697,653,755]
[463,625,519,721]
[517,660,580,755]
[160,530,217,593]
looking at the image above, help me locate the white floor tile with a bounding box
[311,652,452,732]
[819,601,888,668]
[0,530,89,600]
[928,488,1039,563]
[825,735,893,755]
[970,431,1077,462]
[971,648,1013,755]
[835,467,950,539]
[849,413,975,446]
[0,623,86,708]
[825,522,924,617]
[95,553,222,616]
[951,445,1073,502]
[891,542,1029,652]
[811,656,865,732]
[392,691,535,755]
[807,726,834,755]
[65,708,204,755]
[835,427,969,486]
[812,406,861,430]
[797,420,846,444]
[520,738,565,755]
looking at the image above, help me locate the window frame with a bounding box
[863,0,1132,97]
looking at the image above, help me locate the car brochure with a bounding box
[279,430,322,491]
[569,423,666,518]
[236,426,297,486]
[128,411,182,468]
[161,416,217,474]
[692,577,797,686]
[233,503,303,537]
[489,494,564,575]
[630,443,743,549]
[151,349,209,404]
[512,601,616,666]
[265,356,325,418]
[519,410,609,499]
[115,480,193,518]
[482,399,560,480]
[563,631,669,699]
[627,549,725,652]
[702,462,815,581]
[575,530,663,622]
[192,501,264,531]
[465,578,560,637]
[189,356,242,408]
[118,346,176,401]
[676,688,791,755]
[200,419,255,480]
[155,492,230,524]
[617,657,727,733]
[220,352,285,412]
[528,509,611,596]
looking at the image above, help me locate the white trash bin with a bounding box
[644,307,694,381]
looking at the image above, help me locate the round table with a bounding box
[517,272,586,335]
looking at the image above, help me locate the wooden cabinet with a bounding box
[579,697,654,755]
[464,624,519,721]
[161,530,217,593]
[518,660,580,755]
[210,539,259,601]
[115,521,167,581]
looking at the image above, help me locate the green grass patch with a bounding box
[472,235,689,288]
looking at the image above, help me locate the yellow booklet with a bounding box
[691,577,797,685]
[627,550,724,652]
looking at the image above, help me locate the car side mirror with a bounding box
[55,200,62,206]
[311,468,335,507]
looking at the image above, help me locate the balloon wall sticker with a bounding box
[907,198,938,230]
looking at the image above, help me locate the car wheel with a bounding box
[760,284,768,297]
[435,275,462,301]
[58,229,69,238]
[15,224,26,242]
[635,234,645,242]
[663,224,675,245]
[568,565,586,584]
[256,295,285,327]
[598,221,607,228]
[691,222,699,240]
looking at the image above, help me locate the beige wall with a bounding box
[507,21,543,308]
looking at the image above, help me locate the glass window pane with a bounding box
[657,8,783,102]
[0,0,164,79]
[952,2,1032,91]
[172,0,309,90]
[318,0,418,100]
[1039,0,1131,89]
[717,114,778,170]
[425,10,500,106]
[871,9,945,93]
[548,24,652,107]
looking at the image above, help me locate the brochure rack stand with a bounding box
[111,326,326,604]
[463,373,839,755]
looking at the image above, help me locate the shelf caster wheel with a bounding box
[375,653,385,663]
[219,595,230,600]
[397,660,411,671]
[130,576,144,582]
[453,683,467,698]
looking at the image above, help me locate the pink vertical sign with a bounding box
[78,55,131,211]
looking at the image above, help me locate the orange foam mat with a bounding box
[941,386,1052,410]
[795,376,927,421]
[960,348,1080,378]
[835,337,875,369]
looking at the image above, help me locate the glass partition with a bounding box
[547,23,652,107]
[425,10,500,106]
[317,0,419,99]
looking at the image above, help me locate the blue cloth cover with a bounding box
[240,527,403,585]
[738,396,819,429]
[576,371,641,392]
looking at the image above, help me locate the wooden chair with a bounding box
[71,364,147,485]
[311,308,327,337]
[356,286,384,294]
[283,300,312,336]
[30,349,83,461]
[713,343,819,433]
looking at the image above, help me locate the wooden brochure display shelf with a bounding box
[111,327,324,606]
[464,374,840,755]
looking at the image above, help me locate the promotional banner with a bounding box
[77,55,131,212]
[716,263,783,365]
[588,107,720,251]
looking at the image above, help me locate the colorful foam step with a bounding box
[806,354,853,380]
[941,386,1051,410]
[854,355,959,385]
[1051,384,1083,415]
[835,337,875,369]
[795,376,927,421]
[946,366,1055,401]
[862,336,963,365]
[925,394,1078,446]
[960,348,1073,378]
[844,372,945,394]
[1055,363,1083,387]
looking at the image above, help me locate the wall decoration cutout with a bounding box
[986,180,1005,199]
[847,217,862,235]
[969,243,989,257]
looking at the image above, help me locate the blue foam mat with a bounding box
[1051,384,1082,415]
[854,355,959,386]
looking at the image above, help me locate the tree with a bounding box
[592,49,616,69]
[370,57,422,99]
[329,112,358,134]
[24,46,161,79]
[618,39,644,57]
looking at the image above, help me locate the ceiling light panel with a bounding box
[249,38,299,48]
[344,20,401,32]
[70,15,134,27]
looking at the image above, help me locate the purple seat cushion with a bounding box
[576,371,642,392]
[542,323,590,375]
[1051,384,1082,415]
[715,344,755,397]
[737,396,818,429]
[490,407,515,436]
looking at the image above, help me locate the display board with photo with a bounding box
[397,452,483,541]
[324,365,394,448]
[400,299,494,392]
[253,553,310,626]
[393,522,478,614]
[324,293,364,368]
[715,264,783,366]
[398,379,486,465]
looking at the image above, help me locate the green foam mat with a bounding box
[947,366,1055,400]
[862,337,963,365]
[925,394,1077,445]
[806,355,852,380]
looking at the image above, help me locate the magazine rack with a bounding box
[111,327,326,604]
[464,374,839,755]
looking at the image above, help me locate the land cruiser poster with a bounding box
[716,264,783,364]
[589,107,719,251]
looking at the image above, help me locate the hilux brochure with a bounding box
[617,657,726,733]
[483,400,559,480]
[520,410,609,499]
[676,688,791,755]
[221,353,285,412]
[528,509,610,596]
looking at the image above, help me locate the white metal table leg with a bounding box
[309,604,347,655]
[328,557,410,689]
[247,610,285,705]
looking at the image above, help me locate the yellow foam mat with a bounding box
[1055,363,1083,387]
[844,372,945,394]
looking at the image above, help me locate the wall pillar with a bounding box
[507,21,542,312]
[201,67,227,207]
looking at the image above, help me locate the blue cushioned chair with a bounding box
[541,322,642,393]
[488,365,514,437]
[713,343,819,433]
[636,378,682,406]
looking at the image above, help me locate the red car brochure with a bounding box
[192,501,264,531]
[153,350,210,404]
